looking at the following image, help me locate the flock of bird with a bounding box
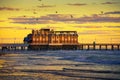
[23,0,74,19]
[23,0,104,29]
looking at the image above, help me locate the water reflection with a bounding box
[0,50,120,80]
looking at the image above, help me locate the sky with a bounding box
[0,0,120,43]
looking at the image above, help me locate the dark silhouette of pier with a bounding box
[0,43,28,51]
[78,43,120,50]
[0,43,120,50]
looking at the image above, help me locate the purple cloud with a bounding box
[38,14,120,23]
[101,2,119,4]
[9,14,120,24]
[37,4,55,8]
[0,7,20,11]
[67,3,87,6]
[105,11,120,14]
[9,16,58,24]
[0,26,32,30]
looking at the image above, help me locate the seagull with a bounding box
[56,11,58,13]
[33,12,37,14]
[101,11,103,14]
[70,15,73,18]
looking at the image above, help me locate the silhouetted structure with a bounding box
[1,28,118,51]
[24,28,78,50]
[0,43,120,51]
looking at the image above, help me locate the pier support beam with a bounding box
[99,45,101,50]
[105,45,107,50]
[117,45,120,50]
[87,45,90,50]
[93,45,95,50]
[79,45,83,50]
[111,45,114,50]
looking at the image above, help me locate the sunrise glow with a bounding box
[0,0,120,43]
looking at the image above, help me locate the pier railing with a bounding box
[0,43,120,50]
[78,43,120,50]
[0,43,29,50]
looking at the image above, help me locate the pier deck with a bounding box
[78,43,120,50]
[0,43,28,50]
[0,43,120,50]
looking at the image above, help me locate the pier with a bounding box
[78,43,120,50]
[0,43,120,50]
[0,43,28,51]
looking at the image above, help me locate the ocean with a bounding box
[0,50,120,80]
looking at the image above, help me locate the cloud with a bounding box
[0,7,20,11]
[39,14,120,23]
[106,26,120,28]
[78,30,109,35]
[0,26,32,30]
[9,14,120,24]
[9,16,58,24]
[101,2,119,4]
[105,11,120,14]
[37,4,55,8]
[0,26,63,31]
[67,3,87,6]
[42,26,63,29]
[73,26,101,28]
[9,15,70,24]
[0,20,4,22]
[105,35,120,37]
[78,15,120,23]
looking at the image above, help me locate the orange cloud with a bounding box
[0,7,20,11]
[0,20,4,22]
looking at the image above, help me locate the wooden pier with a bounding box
[0,43,29,51]
[0,43,120,50]
[78,43,120,50]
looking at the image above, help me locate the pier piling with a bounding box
[0,43,120,51]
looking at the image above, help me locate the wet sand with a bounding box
[0,50,120,80]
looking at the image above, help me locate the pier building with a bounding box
[1,28,119,51]
[25,28,78,50]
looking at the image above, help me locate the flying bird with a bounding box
[38,0,42,1]
[33,12,37,14]
[101,11,104,14]
[70,15,73,18]
[23,15,26,17]
[56,11,58,13]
